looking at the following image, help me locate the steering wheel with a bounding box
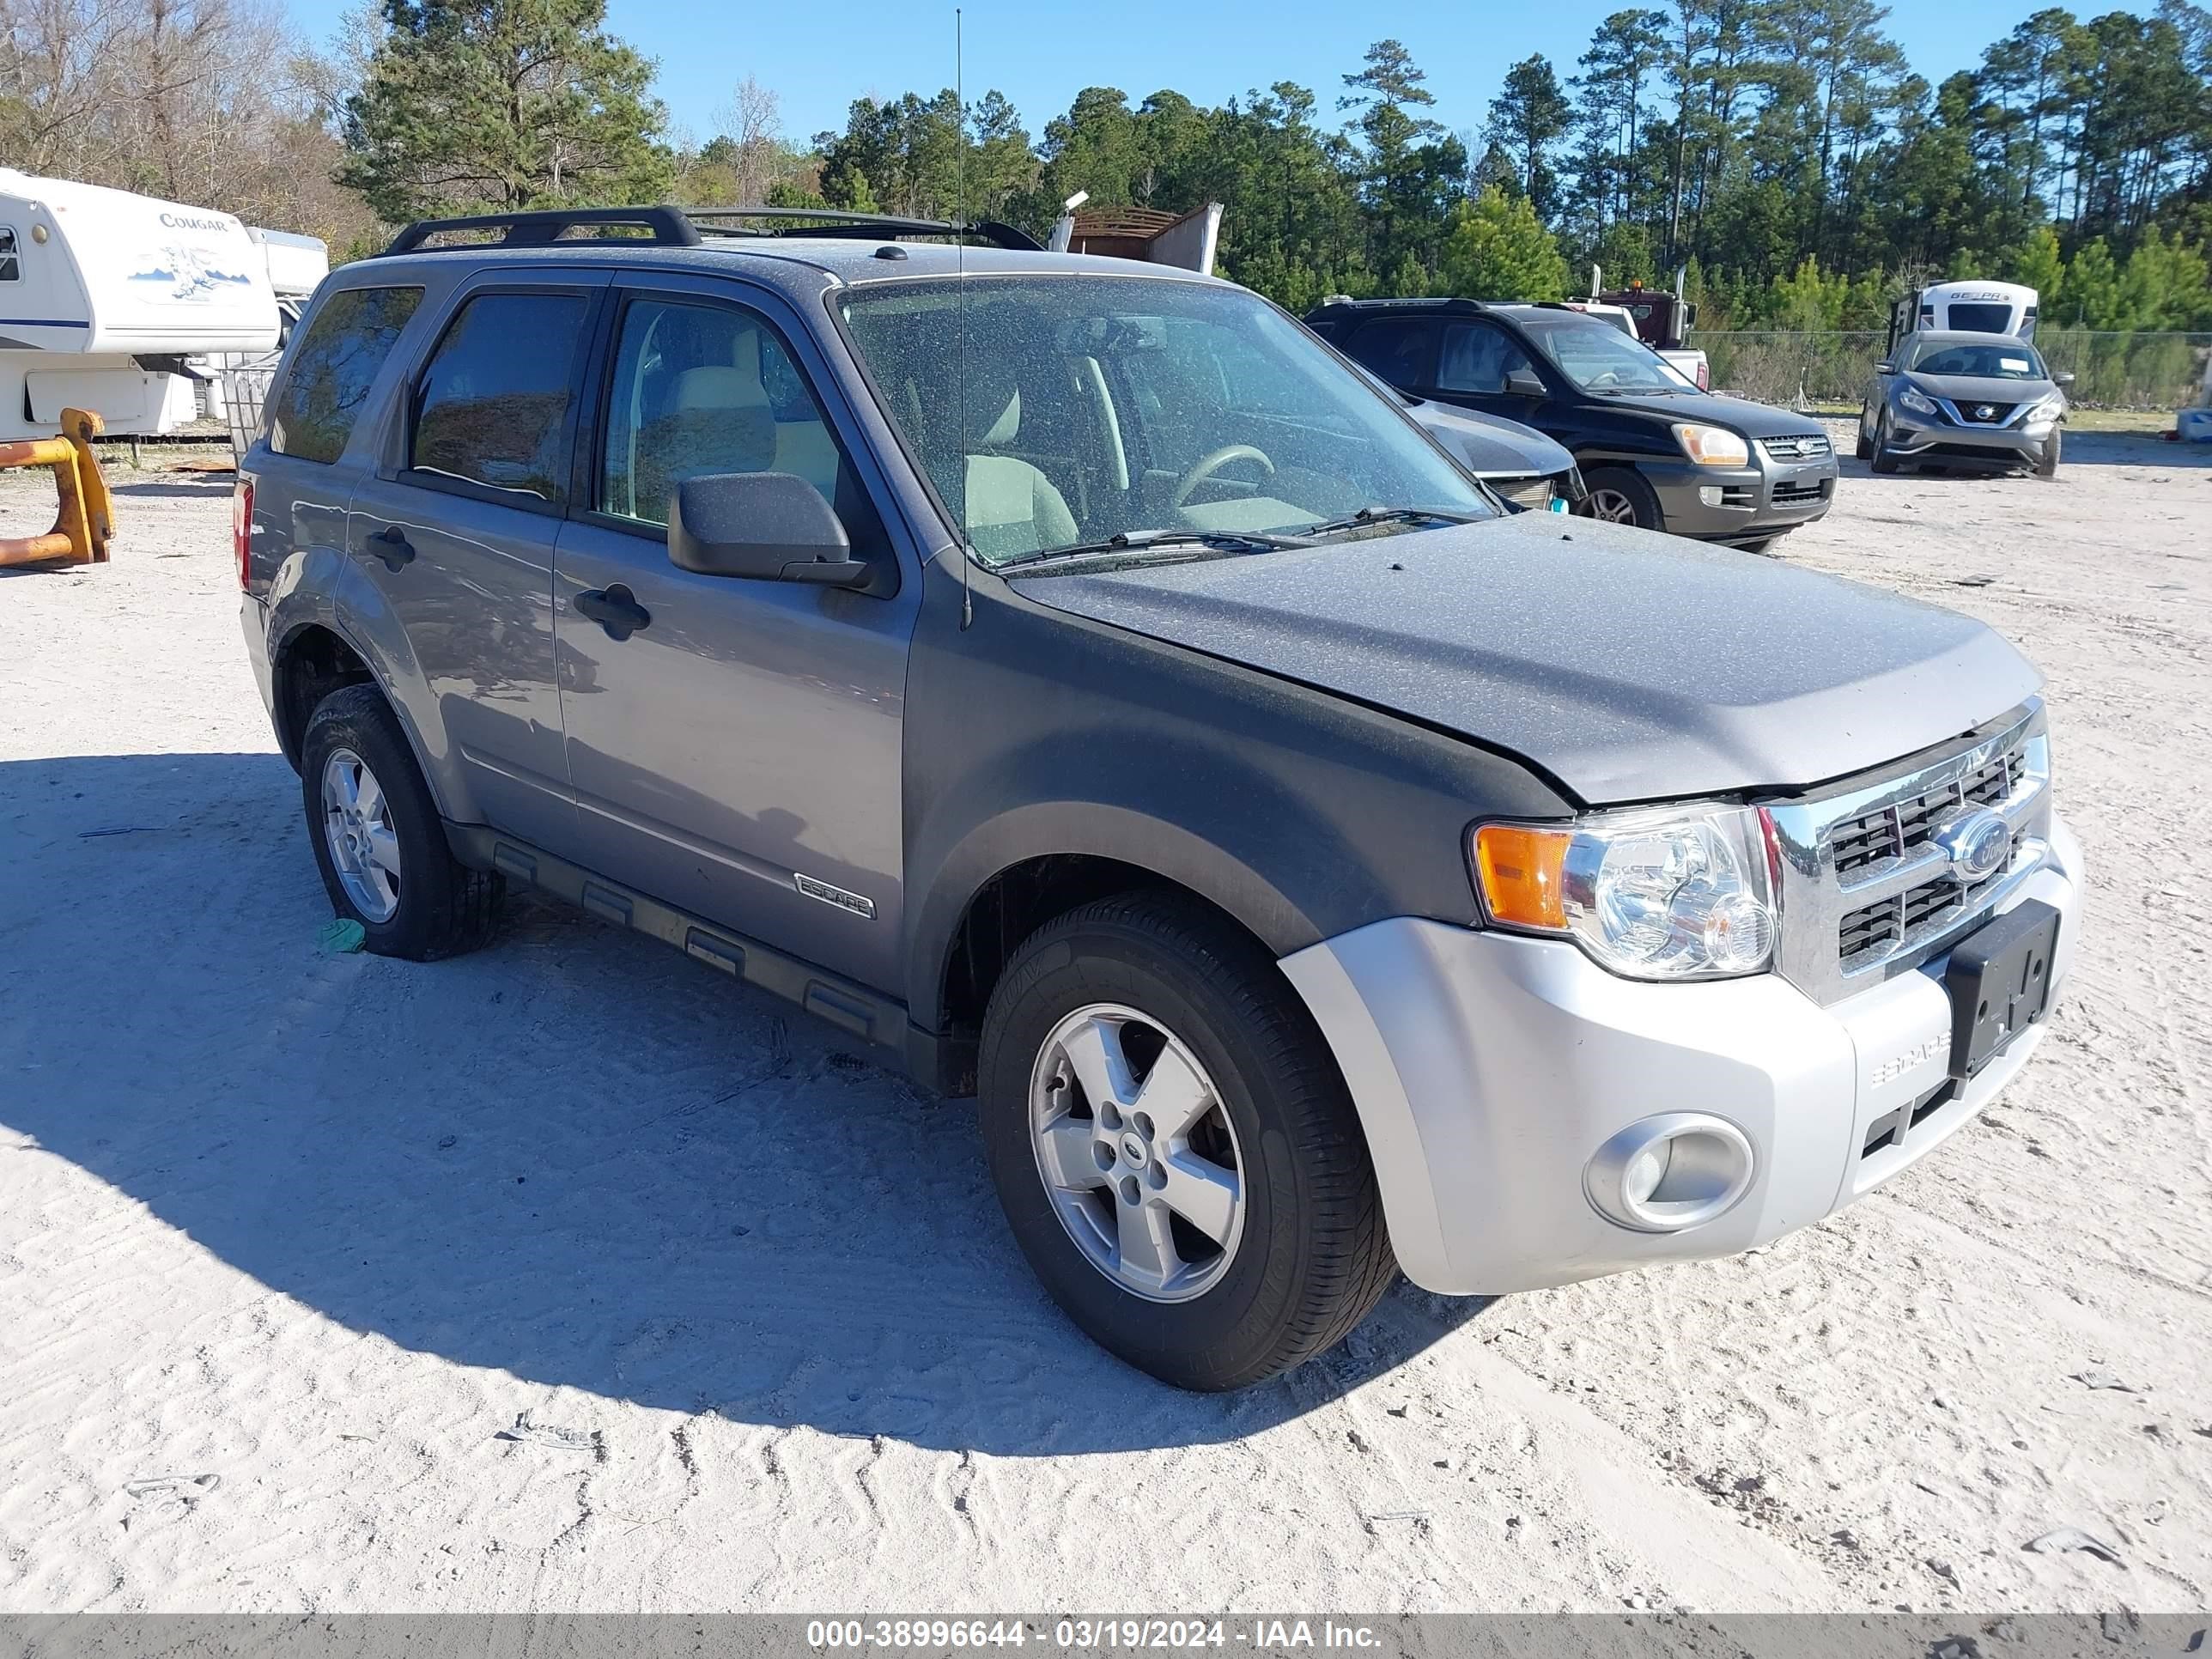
[1170,444,1275,508]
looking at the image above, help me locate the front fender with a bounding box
[905,793,1324,1037]
[900,556,1573,1037]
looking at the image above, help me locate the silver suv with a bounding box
[238,206,2083,1390]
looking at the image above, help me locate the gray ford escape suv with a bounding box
[238,206,2083,1391]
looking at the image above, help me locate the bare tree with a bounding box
[0,0,377,246]
[707,73,789,203]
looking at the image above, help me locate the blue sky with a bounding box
[301,0,2152,149]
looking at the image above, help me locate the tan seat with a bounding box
[962,386,1077,559]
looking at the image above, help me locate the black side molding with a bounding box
[442,823,913,1074]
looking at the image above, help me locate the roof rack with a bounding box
[381,206,702,255]
[1305,295,1490,316]
[379,204,1043,258]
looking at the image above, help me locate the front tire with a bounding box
[1854,409,1875,461]
[978,892,1395,1390]
[301,684,501,961]
[1870,412,1904,475]
[1577,466,1665,531]
[2037,427,2062,478]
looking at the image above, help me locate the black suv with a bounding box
[1306,297,1838,550]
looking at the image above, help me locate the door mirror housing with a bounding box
[667,471,866,586]
[1874,362,1896,374]
[1503,367,1547,398]
[2053,371,2075,388]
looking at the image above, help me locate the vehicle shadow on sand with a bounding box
[0,750,1489,1457]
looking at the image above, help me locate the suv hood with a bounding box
[1904,370,2058,405]
[1010,514,2039,804]
[1596,386,1827,439]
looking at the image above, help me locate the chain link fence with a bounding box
[1697,330,2212,410]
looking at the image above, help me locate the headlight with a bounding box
[1899,385,1939,417]
[2024,392,2066,425]
[1471,804,1778,981]
[1674,423,1750,467]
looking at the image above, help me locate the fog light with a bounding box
[1698,485,1723,507]
[1585,1114,1755,1232]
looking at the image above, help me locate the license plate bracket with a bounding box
[1944,899,2060,1079]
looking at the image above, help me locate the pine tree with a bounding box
[1437,185,1572,300]
[340,0,672,222]
[1484,55,1572,219]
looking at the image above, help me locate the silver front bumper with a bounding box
[1279,813,2081,1295]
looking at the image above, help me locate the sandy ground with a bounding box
[1,435,2208,1615]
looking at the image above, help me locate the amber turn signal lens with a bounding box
[1473,824,1571,930]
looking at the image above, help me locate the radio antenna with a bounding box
[955,5,974,629]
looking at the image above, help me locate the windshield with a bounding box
[1908,339,2048,380]
[1524,316,1693,392]
[1943,302,2016,334]
[836,275,1492,567]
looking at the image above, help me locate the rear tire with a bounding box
[977,891,1395,1390]
[301,684,501,961]
[1577,466,1665,532]
[1853,410,1875,461]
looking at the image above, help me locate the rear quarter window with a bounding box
[269,286,423,464]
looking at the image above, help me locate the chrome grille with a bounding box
[1491,476,1554,512]
[1763,702,2053,1006]
[1832,746,2017,877]
[1759,434,1832,463]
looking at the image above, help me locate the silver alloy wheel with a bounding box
[1028,1002,1247,1303]
[320,747,402,923]
[1585,486,1640,525]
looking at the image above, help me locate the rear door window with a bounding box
[269,285,422,464]
[409,291,592,505]
[1344,317,1438,388]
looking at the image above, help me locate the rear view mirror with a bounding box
[668,471,866,586]
[1504,368,1546,398]
[2054,371,2075,388]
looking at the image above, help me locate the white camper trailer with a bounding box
[1887,280,2039,351]
[0,169,281,441]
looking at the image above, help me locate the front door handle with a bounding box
[574,584,651,641]
[368,525,414,572]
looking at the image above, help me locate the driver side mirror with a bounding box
[1504,367,1546,398]
[668,471,867,586]
[1874,362,1896,374]
[2054,371,2076,388]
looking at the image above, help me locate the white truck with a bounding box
[0,169,282,441]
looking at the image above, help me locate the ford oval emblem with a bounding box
[1932,806,2011,884]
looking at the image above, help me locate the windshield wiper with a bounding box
[996,527,1310,573]
[1301,506,1478,539]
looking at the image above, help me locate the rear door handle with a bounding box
[573,584,651,641]
[368,525,414,572]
